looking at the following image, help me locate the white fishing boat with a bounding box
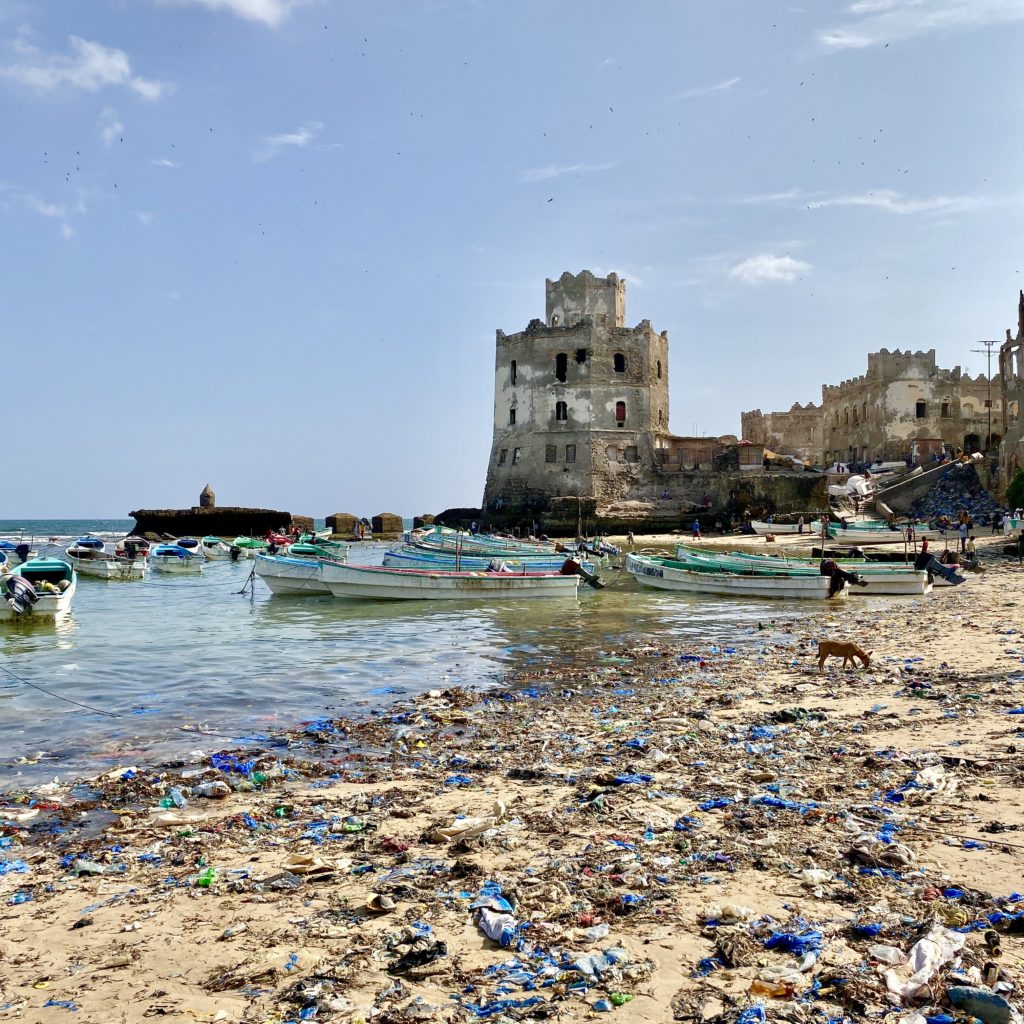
[173,537,206,560]
[0,540,38,565]
[749,520,821,536]
[0,557,77,620]
[827,522,946,544]
[626,553,847,600]
[150,544,203,574]
[320,560,583,601]
[65,536,145,580]
[200,535,234,559]
[114,536,151,560]
[254,553,331,595]
[673,545,931,596]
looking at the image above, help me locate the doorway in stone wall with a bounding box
[964,433,981,454]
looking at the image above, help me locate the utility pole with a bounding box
[971,340,1000,453]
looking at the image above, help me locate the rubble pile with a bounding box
[911,468,1001,523]
[1,546,1022,1023]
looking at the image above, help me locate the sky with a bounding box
[2,0,1023,518]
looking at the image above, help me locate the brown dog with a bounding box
[818,640,872,673]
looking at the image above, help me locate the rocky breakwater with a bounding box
[130,506,312,539]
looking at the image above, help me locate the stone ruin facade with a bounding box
[999,291,1024,482]
[740,403,823,463]
[743,349,1001,468]
[481,271,826,529]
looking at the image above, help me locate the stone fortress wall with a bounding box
[999,293,1024,480]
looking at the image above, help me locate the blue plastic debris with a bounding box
[764,929,823,956]
[612,773,653,785]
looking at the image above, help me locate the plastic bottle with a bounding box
[168,787,188,808]
[610,993,634,1007]
[193,781,231,799]
[592,999,613,1012]
[195,868,216,888]
[219,923,248,940]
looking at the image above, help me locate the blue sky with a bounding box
[2,0,1022,517]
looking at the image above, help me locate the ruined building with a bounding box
[999,292,1024,481]
[482,271,826,529]
[743,350,1000,467]
[740,403,823,464]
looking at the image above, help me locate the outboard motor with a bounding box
[560,557,607,590]
[4,574,39,614]
[229,545,242,562]
[15,544,29,565]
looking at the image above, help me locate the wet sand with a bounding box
[1,534,1022,1023]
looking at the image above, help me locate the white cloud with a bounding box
[99,106,123,146]
[155,0,306,27]
[671,76,740,100]
[819,0,1024,49]
[0,180,76,237]
[1,36,167,98]
[253,120,323,161]
[740,185,990,216]
[60,223,74,239]
[519,161,616,183]
[596,56,616,70]
[730,253,811,284]
[136,211,155,227]
[151,157,179,167]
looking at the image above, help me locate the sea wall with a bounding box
[129,507,310,539]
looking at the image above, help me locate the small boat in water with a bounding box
[672,545,931,596]
[320,560,585,601]
[382,546,594,573]
[66,536,145,580]
[200,535,234,559]
[174,537,205,560]
[114,535,151,560]
[231,537,267,559]
[749,520,822,536]
[626,552,846,600]
[150,543,203,574]
[255,553,332,594]
[0,539,38,565]
[0,557,77,620]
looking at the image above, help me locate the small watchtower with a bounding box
[199,483,216,509]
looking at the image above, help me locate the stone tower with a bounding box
[199,483,216,509]
[482,270,670,523]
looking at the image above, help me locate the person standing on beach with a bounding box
[797,515,805,535]
[692,519,702,541]
[1004,512,1012,537]
[958,519,968,553]
[627,530,635,549]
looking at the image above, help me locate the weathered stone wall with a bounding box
[820,348,1000,465]
[130,506,298,538]
[482,271,669,519]
[1000,299,1024,486]
[371,513,404,537]
[740,403,822,462]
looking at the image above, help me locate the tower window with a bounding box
[615,401,626,424]
[656,360,662,379]
[916,400,926,419]
[658,409,664,425]
[575,349,588,363]
[565,444,576,463]
[613,353,626,373]
[512,447,521,464]
[555,353,567,382]
[624,446,639,463]
[545,445,557,463]
[555,400,567,421]
[510,360,517,385]
[509,407,516,426]
[941,401,950,418]
[498,448,507,465]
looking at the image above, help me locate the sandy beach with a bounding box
[2,534,1022,1024]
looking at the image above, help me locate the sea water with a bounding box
[1,520,826,787]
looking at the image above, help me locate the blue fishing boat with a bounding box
[150,544,203,574]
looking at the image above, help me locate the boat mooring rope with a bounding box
[0,662,121,718]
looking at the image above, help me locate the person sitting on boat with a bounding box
[470,521,479,536]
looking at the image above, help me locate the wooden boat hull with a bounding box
[673,546,932,595]
[827,524,945,543]
[150,551,203,574]
[0,560,77,620]
[66,549,145,580]
[255,554,330,595]
[750,520,821,536]
[201,538,234,559]
[383,548,590,573]
[626,554,846,600]
[320,561,581,601]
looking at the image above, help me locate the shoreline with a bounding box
[1,538,1022,1022]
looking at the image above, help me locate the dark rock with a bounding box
[129,506,302,538]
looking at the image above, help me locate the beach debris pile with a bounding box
[911,468,1001,524]
[1,562,1023,1022]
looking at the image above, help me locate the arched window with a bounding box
[940,401,950,418]
[615,401,626,424]
[555,353,567,382]
[862,402,867,421]
[613,353,626,373]
[510,360,517,386]
[916,400,926,419]
[606,445,618,462]
[555,400,567,421]
[852,408,858,426]
[962,402,975,418]
[656,360,662,379]
[843,409,849,426]
[658,409,664,425]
